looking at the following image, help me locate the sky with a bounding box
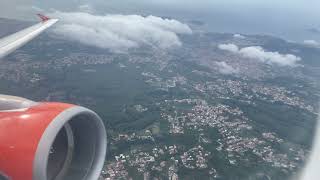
[1,0,320,42]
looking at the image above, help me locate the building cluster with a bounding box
[55,53,114,67]
[192,79,315,114]
[134,104,148,113]
[180,145,211,169]
[184,103,306,170]
[143,73,188,91]
[102,97,308,179]
[101,161,129,180]
[251,85,315,113]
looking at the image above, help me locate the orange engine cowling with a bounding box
[0,95,107,180]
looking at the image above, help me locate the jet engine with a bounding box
[0,95,107,180]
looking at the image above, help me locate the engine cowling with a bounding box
[0,95,107,180]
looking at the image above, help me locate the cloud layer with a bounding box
[51,12,192,52]
[303,40,320,47]
[218,44,239,53]
[218,44,301,67]
[215,61,238,74]
[233,34,245,39]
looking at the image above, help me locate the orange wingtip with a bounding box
[37,14,50,22]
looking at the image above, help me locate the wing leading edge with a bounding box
[0,15,58,59]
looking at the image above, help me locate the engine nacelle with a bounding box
[0,95,107,180]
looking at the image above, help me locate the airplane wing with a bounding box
[0,14,58,59]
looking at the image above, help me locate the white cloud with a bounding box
[233,34,245,39]
[51,12,192,52]
[215,61,239,74]
[303,40,320,47]
[218,44,301,67]
[218,43,239,53]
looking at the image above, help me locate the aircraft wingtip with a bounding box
[37,14,51,22]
